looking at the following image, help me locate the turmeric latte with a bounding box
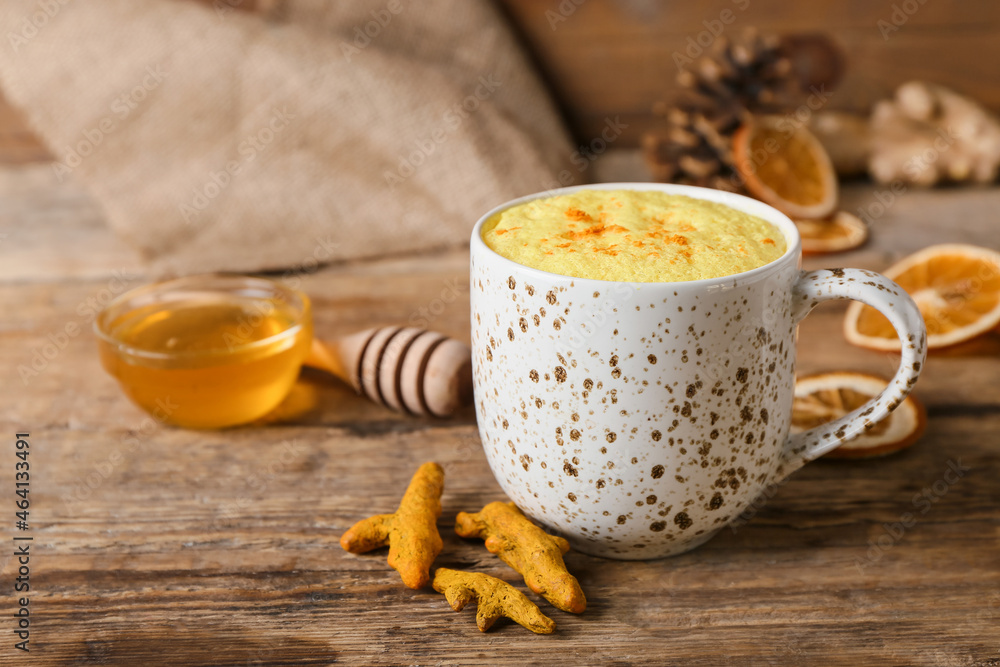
[481,190,787,282]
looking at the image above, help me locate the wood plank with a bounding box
[499,0,1000,145]
[4,150,999,283]
[1,150,998,663]
[0,90,50,164]
[0,165,144,282]
[2,268,996,434]
[0,253,474,431]
[502,0,1000,33]
[512,28,1000,146]
[12,411,999,664]
[3,154,999,427]
[5,1,1000,157]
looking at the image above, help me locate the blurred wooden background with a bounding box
[500,0,1000,145]
[3,0,999,158]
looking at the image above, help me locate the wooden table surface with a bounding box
[1,152,998,666]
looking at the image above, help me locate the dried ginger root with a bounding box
[339,462,443,589]
[432,568,556,634]
[869,81,1000,186]
[455,501,586,613]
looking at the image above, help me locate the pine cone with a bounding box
[642,102,744,192]
[644,28,799,190]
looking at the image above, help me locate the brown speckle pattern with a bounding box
[472,200,927,560]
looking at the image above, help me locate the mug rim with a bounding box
[470,182,802,289]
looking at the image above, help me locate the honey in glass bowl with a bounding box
[95,275,313,429]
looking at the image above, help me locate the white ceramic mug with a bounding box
[469,183,927,560]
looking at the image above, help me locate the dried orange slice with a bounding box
[792,372,926,458]
[732,114,838,220]
[845,243,1000,351]
[795,211,869,254]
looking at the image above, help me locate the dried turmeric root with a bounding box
[455,502,586,613]
[339,462,444,589]
[432,568,556,634]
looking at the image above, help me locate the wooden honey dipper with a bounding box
[305,327,473,417]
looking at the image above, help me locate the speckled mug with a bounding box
[470,183,927,560]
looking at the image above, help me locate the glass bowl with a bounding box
[95,275,313,428]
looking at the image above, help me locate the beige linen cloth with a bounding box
[0,0,576,273]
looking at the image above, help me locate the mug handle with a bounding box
[779,269,928,474]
